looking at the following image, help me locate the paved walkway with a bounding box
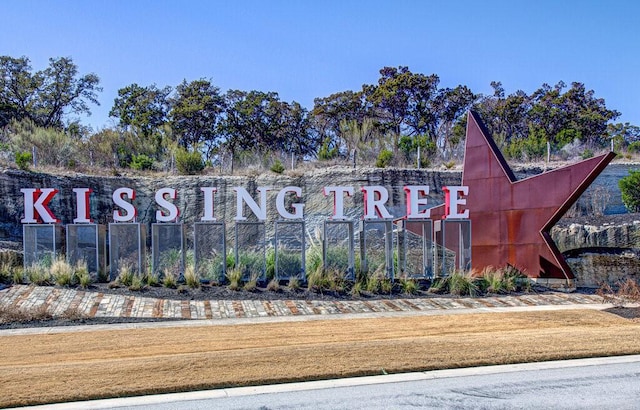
[0,284,606,322]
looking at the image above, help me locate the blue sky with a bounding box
[2,1,639,131]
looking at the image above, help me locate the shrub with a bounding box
[15,151,32,170]
[175,149,205,175]
[581,148,594,159]
[129,154,154,170]
[375,149,393,168]
[270,159,285,174]
[597,278,640,308]
[619,169,640,212]
[627,141,640,154]
[318,138,338,160]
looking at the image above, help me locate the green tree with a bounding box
[310,90,368,153]
[619,170,640,213]
[220,90,313,171]
[0,56,101,128]
[169,79,225,156]
[363,66,440,146]
[109,83,171,138]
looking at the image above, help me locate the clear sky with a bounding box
[2,0,639,131]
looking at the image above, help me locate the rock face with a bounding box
[551,221,640,287]
[551,222,640,252]
[565,249,640,288]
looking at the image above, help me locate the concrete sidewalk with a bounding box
[0,284,607,325]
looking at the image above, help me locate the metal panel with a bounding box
[194,222,226,283]
[323,220,355,281]
[398,219,433,279]
[234,221,266,283]
[358,220,394,279]
[66,224,106,277]
[274,220,305,281]
[152,223,185,280]
[108,223,146,280]
[23,224,64,268]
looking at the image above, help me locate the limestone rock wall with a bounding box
[0,167,461,245]
[551,222,640,253]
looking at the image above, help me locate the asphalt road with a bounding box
[28,355,640,410]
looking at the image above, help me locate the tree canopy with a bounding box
[0,56,101,129]
[0,55,634,173]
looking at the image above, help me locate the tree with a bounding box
[0,56,101,128]
[432,85,476,157]
[220,89,279,172]
[274,100,315,157]
[109,83,171,138]
[310,90,368,151]
[619,169,640,213]
[363,66,441,145]
[169,79,225,156]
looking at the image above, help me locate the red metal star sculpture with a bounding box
[439,111,615,287]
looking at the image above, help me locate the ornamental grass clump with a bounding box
[597,278,640,308]
[243,273,259,292]
[26,263,52,285]
[447,270,479,296]
[162,273,178,289]
[0,262,13,284]
[350,280,364,297]
[128,275,144,291]
[307,266,329,293]
[143,272,160,287]
[51,257,75,286]
[77,271,91,289]
[184,265,200,289]
[287,276,301,291]
[73,260,91,288]
[266,278,280,292]
[399,277,419,295]
[226,267,243,291]
[116,264,135,287]
[12,268,24,285]
[479,266,504,294]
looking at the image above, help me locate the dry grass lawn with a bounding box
[2,309,640,407]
